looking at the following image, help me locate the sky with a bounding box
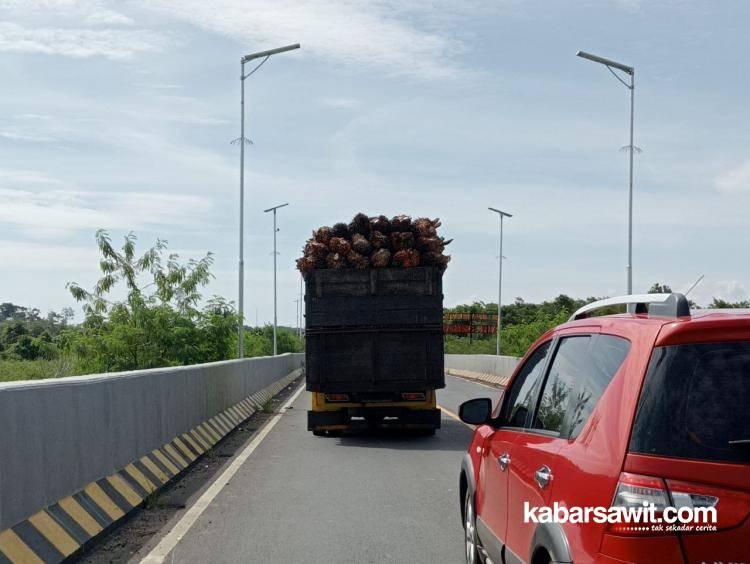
[1,0,749,327]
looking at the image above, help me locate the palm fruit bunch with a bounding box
[296,213,451,277]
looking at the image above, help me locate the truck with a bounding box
[305,266,445,435]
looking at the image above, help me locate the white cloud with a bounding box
[0,188,213,238]
[0,168,66,186]
[715,160,750,193]
[321,97,360,109]
[689,280,749,307]
[84,8,134,26]
[0,239,97,271]
[139,0,488,78]
[0,21,170,60]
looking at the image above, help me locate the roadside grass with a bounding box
[261,399,274,413]
[0,358,84,383]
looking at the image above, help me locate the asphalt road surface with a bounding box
[135,376,500,564]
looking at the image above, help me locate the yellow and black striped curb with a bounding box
[445,368,509,388]
[0,369,302,564]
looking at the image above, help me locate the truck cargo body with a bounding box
[305,267,444,433]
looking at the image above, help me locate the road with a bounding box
[135,375,499,564]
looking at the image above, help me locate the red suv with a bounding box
[458,293,750,564]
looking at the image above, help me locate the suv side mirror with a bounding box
[458,398,492,425]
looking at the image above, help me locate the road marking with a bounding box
[438,404,474,429]
[140,383,306,564]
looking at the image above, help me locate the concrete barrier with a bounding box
[444,354,521,387]
[0,353,303,563]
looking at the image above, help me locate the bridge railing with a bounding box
[0,353,303,543]
[444,354,521,387]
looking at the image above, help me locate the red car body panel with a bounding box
[462,310,750,564]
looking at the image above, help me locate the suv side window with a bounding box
[568,334,630,438]
[532,336,590,435]
[500,341,551,428]
[531,334,630,437]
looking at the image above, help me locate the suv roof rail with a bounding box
[569,293,691,321]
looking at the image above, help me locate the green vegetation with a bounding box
[444,295,591,357]
[444,282,750,358]
[0,230,303,382]
[4,244,747,382]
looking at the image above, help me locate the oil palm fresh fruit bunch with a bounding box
[332,222,349,238]
[413,217,439,238]
[296,257,317,276]
[348,212,371,235]
[391,214,412,232]
[329,237,352,255]
[313,226,332,245]
[296,213,450,274]
[304,240,329,261]
[416,236,452,254]
[393,248,421,268]
[326,253,345,269]
[346,250,369,269]
[351,233,372,255]
[370,215,391,234]
[370,248,392,268]
[390,231,414,251]
[369,231,389,250]
[421,251,451,270]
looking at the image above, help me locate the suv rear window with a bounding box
[630,341,750,464]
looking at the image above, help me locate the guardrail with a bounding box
[444,354,521,387]
[0,353,304,563]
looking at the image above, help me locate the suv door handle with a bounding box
[497,453,511,471]
[535,465,552,489]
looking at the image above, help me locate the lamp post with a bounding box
[263,202,289,356]
[488,207,512,356]
[299,274,304,340]
[236,43,300,358]
[293,298,300,339]
[576,50,635,294]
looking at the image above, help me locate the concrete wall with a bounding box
[444,354,520,386]
[0,353,303,532]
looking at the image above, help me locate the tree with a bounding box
[708,298,750,309]
[63,230,238,372]
[648,282,672,294]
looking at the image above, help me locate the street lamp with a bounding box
[264,202,289,356]
[236,43,300,358]
[298,274,304,340]
[293,298,300,339]
[488,207,512,356]
[576,50,635,294]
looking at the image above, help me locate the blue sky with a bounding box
[1,0,748,325]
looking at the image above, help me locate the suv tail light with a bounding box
[401,392,426,401]
[609,472,749,535]
[667,479,750,531]
[608,472,670,535]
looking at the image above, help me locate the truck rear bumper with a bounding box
[308,406,441,431]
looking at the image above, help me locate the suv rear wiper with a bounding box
[728,439,750,449]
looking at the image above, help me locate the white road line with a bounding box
[437,404,474,429]
[140,383,306,564]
